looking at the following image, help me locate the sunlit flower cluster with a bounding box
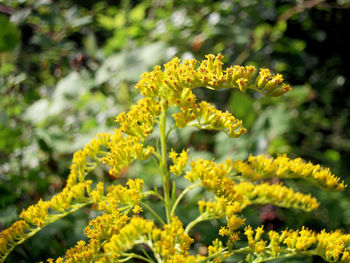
[102,129,154,177]
[234,154,346,191]
[135,54,290,137]
[186,158,242,203]
[154,217,194,262]
[234,181,320,211]
[136,54,291,99]
[244,226,350,262]
[1,54,348,263]
[103,216,156,258]
[67,132,111,187]
[116,97,161,140]
[169,149,188,176]
[173,101,246,138]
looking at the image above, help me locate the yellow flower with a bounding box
[155,217,194,262]
[103,216,156,256]
[102,129,154,177]
[186,158,242,203]
[116,97,161,140]
[234,154,346,191]
[234,181,320,211]
[173,101,246,138]
[169,149,188,176]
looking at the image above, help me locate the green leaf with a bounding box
[129,3,146,22]
[0,14,20,51]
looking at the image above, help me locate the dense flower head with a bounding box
[155,217,194,262]
[100,178,144,213]
[169,148,189,176]
[243,226,350,262]
[135,53,291,137]
[234,154,346,191]
[135,54,291,100]
[116,97,162,140]
[173,100,246,138]
[186,158,242,203]
[234,181,320,211]
[67,133,111,187]
[2,54,349,263]
[103,216,156,257]
[102,129,154,177]
[0,221,29,257]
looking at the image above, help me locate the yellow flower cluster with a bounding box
[244,226,350,262]
[103,216,197,263]
[1,133,112,261]
[169,149,188,176]
[317,230,350,262]
[198,198,242,220]
[186,158,242,203]
[234,182,320,211]
[57,211,128,263]
[0,221,29,258]
[47,179,143,263]
[116,97,161,140]
[20,181,92,227]
[0,181,93,262]
[102,129,154,177]
[234,154,346,191]
[135,54,290,136]
[154,217,194,262]
[208,239,232,263]
[173,101,246,138]
[67,133,111,187]
[103,216,156,258]
[136,54,291,99]
[101,178,144,214]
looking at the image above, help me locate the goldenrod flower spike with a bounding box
[135,53,290,101]
[0,181,94,262]
[154,217,194,262]
[241,226,350,262]
[234,181,320,211]
[234,154,346,191]
[173,100,247,138]
[3,54,349,263]
[48,179,144,263]
[102,129,154,177]
[103,216,157,258]
[116,97,161,140]
[185,158,242,203]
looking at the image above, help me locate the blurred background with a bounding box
[0,0,349,262]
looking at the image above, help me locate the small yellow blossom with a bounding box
[173,101,246,138]
[234,181,320,211]
[116,97,161,140]
[103,216,157,256]
[234,154,346,191]
[186,158,242,203]
[169,149,188,176]
[155,217,194,262]
[102,129,154,177]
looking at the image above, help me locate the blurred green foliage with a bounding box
[0,0,349,262]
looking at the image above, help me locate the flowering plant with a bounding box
[1,54,349,263]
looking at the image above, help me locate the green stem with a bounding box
[140,201,166,226]
[159,106,171,223]
[119,252,155,263]
[143,190,164,202]
[185,214,206,233]
[199,248,229,263]
[170,183,201,217]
